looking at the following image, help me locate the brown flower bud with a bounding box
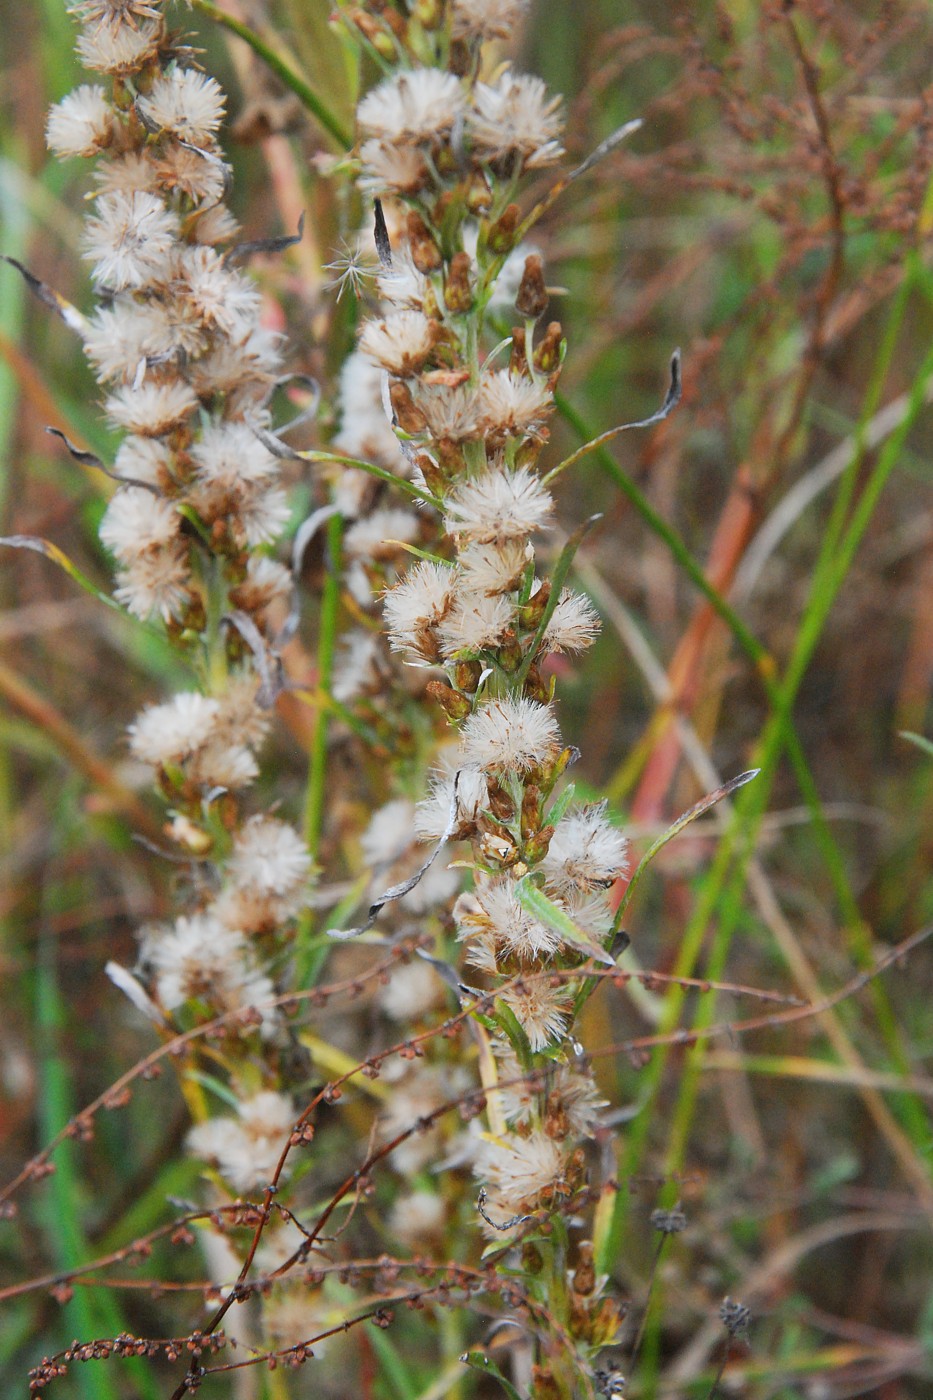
[573,1242,596,1297]
[519,579,551,630]
[522,824,554,865]
[486,778,515,822]
[516,254,548,319]
[486,202,520,254]
[444,251,473,313]
[497,635,524,672]
[406,211,442,272]
[453,659,483,694]
[465,169,492,212]
[534,320,564,374]
[425,680,472,720]
[520,783,541,838]
[389,380,427,435]
[523,663,552,704]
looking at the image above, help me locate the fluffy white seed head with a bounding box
[378,960,447,1023]
[468,71,565,169]
[83,190,179,291]
[414,758,489,841]
[173,245,262,340]
[128,692,221,767]
[359,310,438,377]
[225,816,312,919]
[415,384,480,442]
[438,592,514,658]
[114,546,191,620]
[105,379,198,436]
[186,1091,295,1192]
[383,560,458,664]
[99,485,180,563]
[75,17,162,74]
[541,588,601,654]
[389,1190,446,1245]
[460,540,531,596]
[357,69,465,144]
[137,67,226,144]
[477,370,554,441]
[334,350,408,471]
[343,508,420,564]
[456,877,561,964]
[358,139,429,197]
[46,84,113,158]
[460,698,560,774]
[500,976,569,1051]
[474,1128,566,1210]
[444,466,553,544]
[542,802,629,894]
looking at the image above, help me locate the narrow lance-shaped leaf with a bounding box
[516,877,617,967]
[613,769,761,930]
[0,535,124,615]
[543,350,682,487]
[459,1352,525,1400]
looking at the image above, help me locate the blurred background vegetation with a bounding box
[2,1,933,1396]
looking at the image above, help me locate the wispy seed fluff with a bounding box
[443,466,554,544]
[460,698,561,774]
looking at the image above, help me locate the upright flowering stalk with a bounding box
[44,0,315,1252]
[342,4,631,1395]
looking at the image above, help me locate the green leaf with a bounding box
[899,730,933,759]
[613,769,761,930]
[459,1352,524,1400]
[516,876,616,966]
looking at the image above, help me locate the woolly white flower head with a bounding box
[113,545,191,620]
[542,802,628,894]
[99,485,180,563]
[378,960,447,1023]
[173,245,262,340]
[226,817,312,917]
[343,508,420,563]
[500,977,570,1051]
[389,1190,446,1245]
[75,17,162,74]
[137,67,226,144]
[456,877,561,964]
[474,1128,566,1210]
[361,799,417,869]
[358,139,429,197]
[383,560,458,664]
[359,310,438,377]
[186,1090,295,1192]
[357,68,465,145]
[105,379,198,436]
[438,592,514,658]
[477,370,554,441]
[46,84,113,159]
[468,71,565,169]
[444,466,553,544]
[83,190,178,291]
[128,692,220,767]
[541,588,601,654]
[414,757,489,841]
[461,698,560,774]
